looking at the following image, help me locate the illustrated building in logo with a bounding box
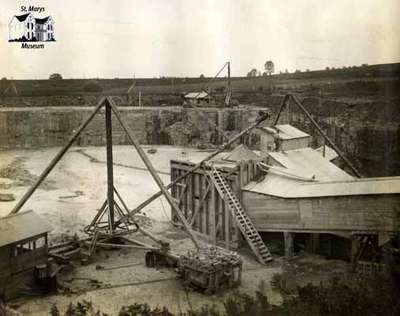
[9,13,55,42]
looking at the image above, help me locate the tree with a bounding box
[199,74,205,78]
[247,68,258,77]
[264,60,275,76]
[49,73,62,80]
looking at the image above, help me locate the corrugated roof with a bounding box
[244,175,400,198]
[259,124,310,140]
[268,147,352,182]
[184,92,210,99]
[223,144,260,162]
[315,145,339,161]
[0,211,52,247]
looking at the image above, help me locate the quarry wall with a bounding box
[0,106,266,150]
[0,91,399,177]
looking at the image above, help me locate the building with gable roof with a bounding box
[9,13,55,42]
[170,123,400,261]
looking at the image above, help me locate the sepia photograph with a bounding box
[0,0,399,315]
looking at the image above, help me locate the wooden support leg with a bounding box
[284,232,294,259]
[306,233,320,254]
[351,235,360,272]
[312,233,320,253]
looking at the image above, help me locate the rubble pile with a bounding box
[179,246,242,273]
[177,246,242,292]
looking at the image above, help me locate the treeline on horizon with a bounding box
[1,62,399,98]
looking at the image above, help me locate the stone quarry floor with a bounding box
[0,145,351,315]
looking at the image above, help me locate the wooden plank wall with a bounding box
[171,160,262,249]
[242,191,400,233]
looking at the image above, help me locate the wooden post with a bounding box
[312,233,320,253]
[119,111,270,221]
[210,177,217,245]
[201,174,208,234]
[351,235,360,272]
[232,178,240,247]
[224,196,230,248]
[284,232,294,259]
[105,102,115,232]
[109,98,200,249]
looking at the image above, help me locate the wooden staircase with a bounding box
[207,166,273,264]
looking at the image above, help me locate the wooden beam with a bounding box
[284,232,294,259]
[289,94,362,178]
[120,111,271,221]
[223,195,229,248]
[108,97,200,249]
[273,94,290,125]
[217,191,223,246]
[201,174,208,234]
[177,174,190,208]
[10,97,106,214]
[189,183,211,226]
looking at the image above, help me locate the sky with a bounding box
[0,0,399,79]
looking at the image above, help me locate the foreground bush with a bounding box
[51,275,400,316]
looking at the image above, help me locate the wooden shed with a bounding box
[0,210,52,300]
[258,124,311,154]
[170,147,262,249]
[170,125,400,263]
[183,91,215,107]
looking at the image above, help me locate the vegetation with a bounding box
[246,68,258,77]
[50,73,63,80]
[48,274,399,316]
[1,63,398,98]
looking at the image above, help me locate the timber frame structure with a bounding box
[170,159,260,249]
[9,96,272,260]
[168,94,400,264]
[168,93,364,251]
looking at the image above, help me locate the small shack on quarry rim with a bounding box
[0,210,52,299]
[183,91,215,107]
[170,124,400,261]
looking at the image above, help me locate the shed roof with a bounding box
[259,124,310,140]
[315,145,339,161]
[184,92,210,99]
[244,175,400,198]
[0,211,52,248]
[223,144,260,162]
[267,147,352,182]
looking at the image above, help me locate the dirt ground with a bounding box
[0,145,351,315]
[0,146,281,314]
